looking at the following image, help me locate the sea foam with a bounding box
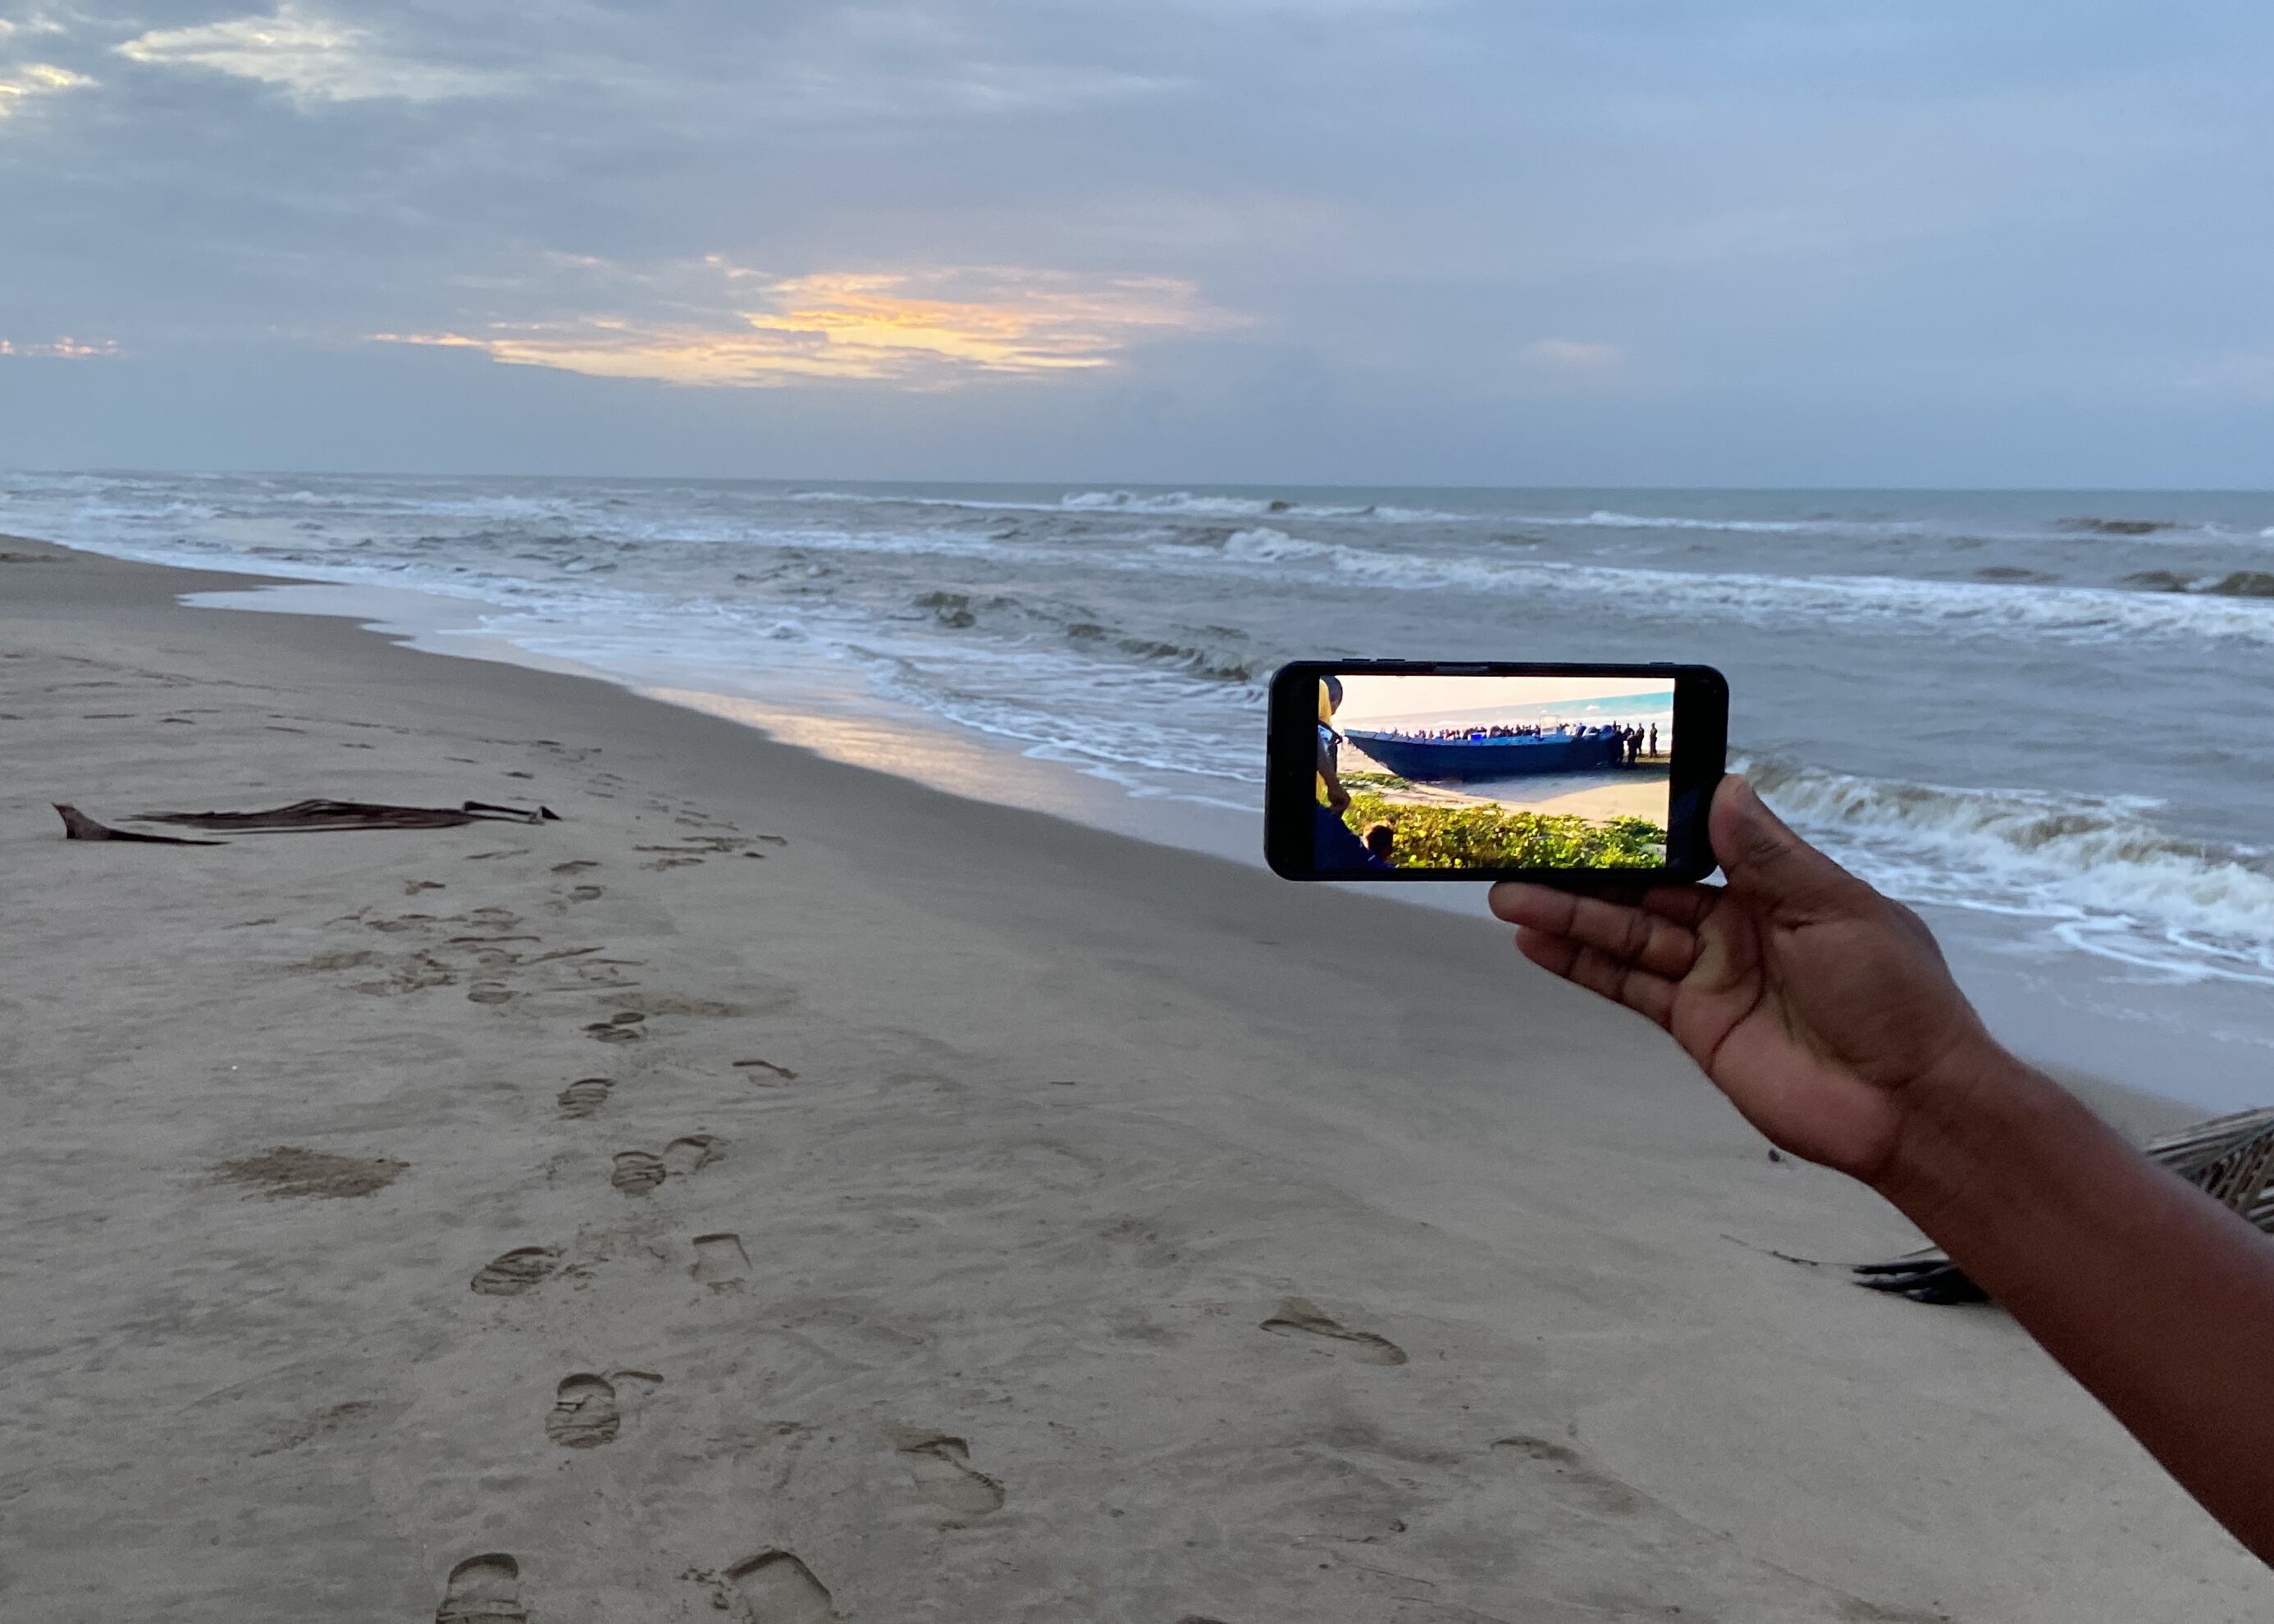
[1744,757,2274,985]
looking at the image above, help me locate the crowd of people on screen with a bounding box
[1364,720,1661,764]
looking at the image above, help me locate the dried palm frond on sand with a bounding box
[54,798,559,842]
[1855,1105,2274,1304]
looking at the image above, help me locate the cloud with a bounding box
[7,1,2274,482]
[0,335,120,357]
[1523,339,1623,369]
[769,49,1180,119]
[728,3,1188,120]
[0,59,93,117]
[115,3,514,105]
[375,262,1239,388]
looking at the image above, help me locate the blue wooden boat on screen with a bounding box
[1345,728,1626,782]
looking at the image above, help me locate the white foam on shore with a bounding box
[1744,756,2274,987]
[43,547,2274,1109]
[14,468,2274,1007]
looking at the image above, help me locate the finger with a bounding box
[1709,776,1865,920]
[1487,881,1564,927]
[1515,928,1678,1026]
[1493,879,1717,928]
[1490,883,1698,979]
[1638,883,1720,928]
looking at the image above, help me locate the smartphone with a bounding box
[1265,660,1728,883]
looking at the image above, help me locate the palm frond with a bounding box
[1855,1105,2274,1304]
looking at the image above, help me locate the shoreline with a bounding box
[2,534,2259,1616]
[25,530,2266,1113]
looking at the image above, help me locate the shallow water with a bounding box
[11,472,2272,1106]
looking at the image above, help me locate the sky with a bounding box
[1336,675,1674,728]
[2,1,2270,485]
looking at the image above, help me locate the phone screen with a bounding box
[1270,663,1722,881]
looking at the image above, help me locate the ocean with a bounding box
[8,471,2272,1109]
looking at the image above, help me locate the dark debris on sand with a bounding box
[55,798,560,843]
[214,1147,409,1201]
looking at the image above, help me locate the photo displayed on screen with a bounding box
[1313,673,1676,872]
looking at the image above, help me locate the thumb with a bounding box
[1710,775,1865,919]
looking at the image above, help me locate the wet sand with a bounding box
[1,535,2263,1621]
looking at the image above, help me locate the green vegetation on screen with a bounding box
[1341,791,1668,869]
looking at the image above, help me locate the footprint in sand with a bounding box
[543,1372,659,1448]
[612,1151,667,1195]
[354,955,455,996]
[368,914,437,935]
[551,860,600,874]
[1491,1435,1644,1517]
[780,1302,927,1363]
[692,1232,751,1290]
[290,949,380,974]
[734,1058,798,1083]
[899,1435,1006,1516]
[724,1552,833,1622]
[585,1011,646,1043]
[250,1399,381,1458]
[1100,1216,1179,1268]
[662,1135,724,1177]
[640,995,748,1018]
[546,1373,620,1448]
[435,1553,527,1623]
[471,1247,560,1296]
[562,885,605,903]
[557,1078,613,1119]
[1261,1298,1409,1366]
[468,982,515,1006]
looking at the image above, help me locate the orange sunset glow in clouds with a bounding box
[375,263,1235,389]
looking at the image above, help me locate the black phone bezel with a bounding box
[1263,659,1728,885]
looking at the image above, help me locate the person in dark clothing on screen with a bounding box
[1313,677,1384,870]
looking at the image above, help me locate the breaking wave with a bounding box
[1744,758,2274,985]
[11,467,2273,1003]
[791,487,1473,523]
[1194,529,2274,648]
[1508,509,1835,535]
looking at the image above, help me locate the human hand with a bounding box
[1505,780,2274,1570]
[1487,776,2003,1185]
[1329,787,1352,814]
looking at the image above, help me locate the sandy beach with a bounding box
[3,535,2266,1621]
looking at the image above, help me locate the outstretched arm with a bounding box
[1491,777,2274,1564]
[1317,733,1351,813]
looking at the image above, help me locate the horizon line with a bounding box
[7,465,2272,496]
